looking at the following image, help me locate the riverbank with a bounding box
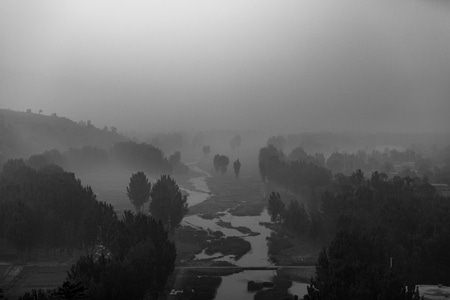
[188,174,266,217]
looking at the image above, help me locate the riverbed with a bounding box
[180,163,309,299]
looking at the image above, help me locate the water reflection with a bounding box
[183,164,309,299]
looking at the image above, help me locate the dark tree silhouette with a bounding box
[149,175,188,232]
[213,154,229,174]
[53,281,87,299]
[267,192,285,222]
[68,212,176,300]
[127,172,151,213]
[0,159,117,252]
[110,141,171,173]
[233,159,241,178]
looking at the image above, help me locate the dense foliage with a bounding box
[17,212,177,300]
[267,192,284,222]
[0,159,115,253]
[288,147,326,167]
[110,141,172,174]
[27,147,108,172]
[258,145,332,191]
[213,154,230,174]
[149,175,188,232]
[68,212,176,300]
[267,192,315,239]
[127,172,151,212]
[26,141,191,175]
[305,171,450,299]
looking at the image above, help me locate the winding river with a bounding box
[181,163,308,299]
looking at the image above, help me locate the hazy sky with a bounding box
[1,0,449,133]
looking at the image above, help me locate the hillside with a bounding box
[0,109,127,162]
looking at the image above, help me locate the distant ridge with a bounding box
[0,108,128,162]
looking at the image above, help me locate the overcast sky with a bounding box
[1,0,449,133]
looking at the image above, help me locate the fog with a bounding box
[1,0,450,133]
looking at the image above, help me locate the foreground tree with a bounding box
[68,212,176,300]
[0,159,117,252]
[126,172,151,213]
[233,159,241,178]
[149,175,188,232]
[305,230,416,300]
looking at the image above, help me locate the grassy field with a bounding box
[187,173,266,217]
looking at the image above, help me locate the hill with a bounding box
[0,109,127,163]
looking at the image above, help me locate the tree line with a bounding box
[0,159,115,253]
[301,171,450,299]
[259,145,332,192]
[0,159,181,299]
[26,141,190,175]
[18,212,176,300]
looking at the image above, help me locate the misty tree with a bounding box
[0,159,118,252]
[267,135,286,151]
[267,192,285,222]
[258,144,284,182]
[230,134,242,151]
[127,172,151,213]
[169,151,181,165]
[202,145,211,156]
[284,200,310,236]
[233,159,241,178]
[149,175,188,232]
[213,154,229,174]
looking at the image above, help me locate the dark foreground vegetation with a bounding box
[306,172,450,298]
[0,159,114,253]
[0,159,177,299]
[26,140,190,176]
[267,169,450,299]
[259,139,450,299]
